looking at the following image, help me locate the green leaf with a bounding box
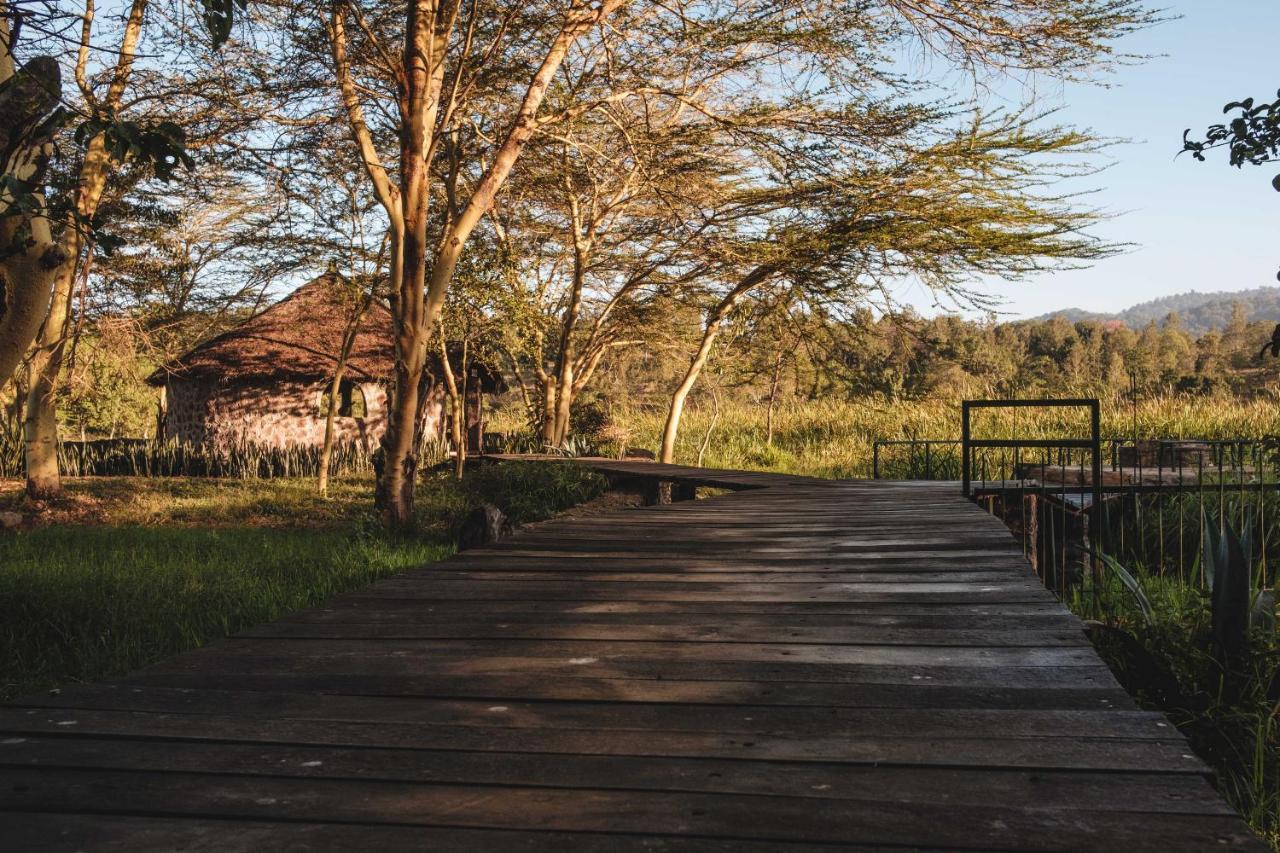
[198,0,248,48]
[1210,516,1252,660]
[1203,515,1220,589]
[1100,552,1153,625]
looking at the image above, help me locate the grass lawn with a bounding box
[0,462,607,701]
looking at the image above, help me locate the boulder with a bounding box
[457,502,513,551]
[0,511,23,530]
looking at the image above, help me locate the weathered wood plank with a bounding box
[107,672,1134,709]
[0,736,1224,812]
[0,708,1206,771]
[0,768,1263,852]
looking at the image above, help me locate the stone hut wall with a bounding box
[163,377,445,451]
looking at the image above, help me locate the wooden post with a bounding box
[672,481,697,502]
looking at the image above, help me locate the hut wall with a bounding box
[163,377,446,451]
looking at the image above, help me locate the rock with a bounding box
[0,511,23,530]
[457,502,513,551]
[623,447,656,460]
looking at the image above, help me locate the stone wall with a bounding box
[162,377,446,451]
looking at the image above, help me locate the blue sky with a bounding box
[895,2,1280,320]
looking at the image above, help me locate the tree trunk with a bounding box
[450,390,466,478]
[376,357,422,527]
[437,328,465,478]
[552,364,573,445]
[0,43,65,389]
[659,266,776,463]
[22,257,77,499]
[317,372,344,497]
[333,0,618,526]
[539,375,557,444]
[765,348,784,447]
[551,181,589,447]
[18,0,145,498]
[319,285,370,497]
[659,328,718,464]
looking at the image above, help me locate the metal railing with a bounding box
[871,407,1280,599]
[961,397,1102,507]
[959,399,1104,596]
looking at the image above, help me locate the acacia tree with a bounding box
[22,0,168,498]
[3,0,265,497]
[290,0,1156,517]
[492,109,714,447]
[657,112,1121,462]
[311,0,624,525]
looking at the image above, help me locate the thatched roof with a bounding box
[147,274,504,390]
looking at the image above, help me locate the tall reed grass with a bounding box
[607,394,1280,478]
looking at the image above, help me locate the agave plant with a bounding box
[1098,551,1155,625]
[1203,514,1276,662]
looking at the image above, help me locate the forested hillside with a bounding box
[1036,287,1280,334]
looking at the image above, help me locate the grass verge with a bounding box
[0,460,607,701]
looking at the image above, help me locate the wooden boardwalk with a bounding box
[0,462,1266,851]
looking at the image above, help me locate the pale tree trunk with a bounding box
[22,0,147,498]
[550,176,591,446]
[659,266,776,463]
[22,258,77,498]
[0,19,65,390]
[659,323,719,464]
[765,348,784,447]
[437,327,466,478]
[539,375,557,444]
[317,371,346,497]
[695,386,721,468]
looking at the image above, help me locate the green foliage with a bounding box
[1184,90,1280,183]
[1206,515,1257,661]
[0,525,447,701]
[1078,564,1280,845]
[1040,287,1280,337]
[198,0,249,48]
[0,462,606,700]
[73,117,194,184]
[419,461,607,529]
[0,435,382,480]
[1099,551,1154,623]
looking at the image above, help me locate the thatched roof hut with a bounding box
[148,274,502,451]
[148,274,397,386]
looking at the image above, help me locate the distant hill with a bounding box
[1033,287,1280,335]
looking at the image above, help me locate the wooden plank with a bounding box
[0,736,1225,812]
[0,708,1205,772]
[105,672,1134,710]
[0,690,1169,739]
[0,768,1265,852]
[1,813,850,853]
[196,637,1103,667]
[232,614,1090,640]
[132,653,1127,688]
